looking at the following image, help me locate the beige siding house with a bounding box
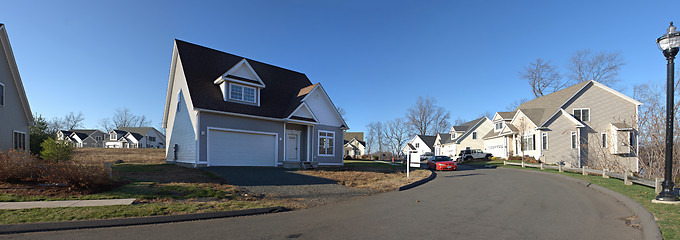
[483,80,641,172]
[0,24,33,152]
[435,117,492,158]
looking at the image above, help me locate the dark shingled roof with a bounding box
[175,39,314,119]
[418,135,437,150]
[72,132,89,141]
[344,132,364,142]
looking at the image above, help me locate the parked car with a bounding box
[420,152,434,161]
[458,149,492,161]
[427,155,457,171]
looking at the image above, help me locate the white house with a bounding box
[436,117,493,158]
[402,135,436,156]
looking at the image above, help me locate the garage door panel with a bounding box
[208,130,276,166]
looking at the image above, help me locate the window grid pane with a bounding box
[230,85,243,100]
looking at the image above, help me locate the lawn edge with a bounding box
[505,167,662,240]
[398,170,436,191]
[0,206,289,235]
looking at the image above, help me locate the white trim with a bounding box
[541,109,586,128]
[196,112,201,166]
[299,84,348,129]
[307,126,312,162]
[228,82,258,105]
[12,130,26,150]
[205,127,278,167]
[285,130,301,161]
[162,42,179,128]
[195,108,284,122]
[0,25,33,125]
[214,59,266,88]
[223,77,264,88]
[318,130,336,157]
[286,102,320,123]
[541,132,548,150]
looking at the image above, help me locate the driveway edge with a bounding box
[398,170,436,191]
[509,168,662,240]
[0,206,289,235]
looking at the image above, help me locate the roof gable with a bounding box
[0,24,33,125]
[454,117,490,144]
[298,84,347,128]
[214,59,266,88]
[417,135,437,150]
[172,39,315,120]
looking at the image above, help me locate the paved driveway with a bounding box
[204,167,372,207]
[3,166,642,240]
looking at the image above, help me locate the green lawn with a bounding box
[464,160,680,239]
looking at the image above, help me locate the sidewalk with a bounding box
[0,198,137,210]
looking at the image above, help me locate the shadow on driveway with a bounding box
[203,167,337,186]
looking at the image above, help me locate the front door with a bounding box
[286,133,299,161]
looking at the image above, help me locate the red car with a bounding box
[427,156,457,171]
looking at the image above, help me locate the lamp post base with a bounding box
[652,199,680,204]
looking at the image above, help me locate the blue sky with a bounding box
[1,0,678,133]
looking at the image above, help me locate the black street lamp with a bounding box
[655,22,680,202]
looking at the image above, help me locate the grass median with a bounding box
[464,160,680,240]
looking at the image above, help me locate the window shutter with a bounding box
[532,134,536,150]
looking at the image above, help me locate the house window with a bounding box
[522,135,535,151]
[573,108,590,122]
[318,131,335,156]
[472,132,477,139]
[601,133,608,148]
[571,131,577,149]
[0,82,4,107]
[13,131,26,150]
[495,122,503,130]
[542,133,548,150]
[149,136,156,142]
[110,133,116,140]
[95,136,102,141]
[229,83,256,103]
[415,143,420,148]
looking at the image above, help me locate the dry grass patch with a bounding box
[297,165,431,192]
[72,148,165,164]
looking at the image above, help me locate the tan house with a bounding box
[343,132,365,158]
[483,80,641,172]
[0,24,33,152]
[435,117,493,158]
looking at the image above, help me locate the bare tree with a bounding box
[478,111,494,120]
[367,121,386,159]
[505,98,529,111]
[514,115,530,163]
[62,112,85,130]
[384,118,411,156]
[567,49,624,87]
[634,80,680,180]
[405,96,451,135]
[453,117,467,126]
[48,117,65,133]
[337,107,347,121]
[520,58,566,98]
[99,107,152,131]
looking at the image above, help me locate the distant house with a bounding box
[343,132,365,158]
[57,129,106,148]
[0,24,33,152]
[162,40,347,167]
[402,135,436,156]
[436,117,493,158]
[118,127,166,149]
[103,127,165,149]
[482,80,641,171]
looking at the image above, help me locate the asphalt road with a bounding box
[2,166,642,240]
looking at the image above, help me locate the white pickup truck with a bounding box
[457,149,492,161]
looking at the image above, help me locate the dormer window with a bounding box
[110,133,116,140]
[229,83,256,103]
[495,122,503,131]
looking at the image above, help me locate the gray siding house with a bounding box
[484,80,641,172]
[162,40,347,168]
[0,24,33,152]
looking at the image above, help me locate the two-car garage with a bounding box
[207,128,277,167]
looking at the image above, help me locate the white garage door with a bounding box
[208,129,277,166]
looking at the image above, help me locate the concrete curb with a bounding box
[0,206,289,235]
[508,168,662,240]
[399,170,437,191]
